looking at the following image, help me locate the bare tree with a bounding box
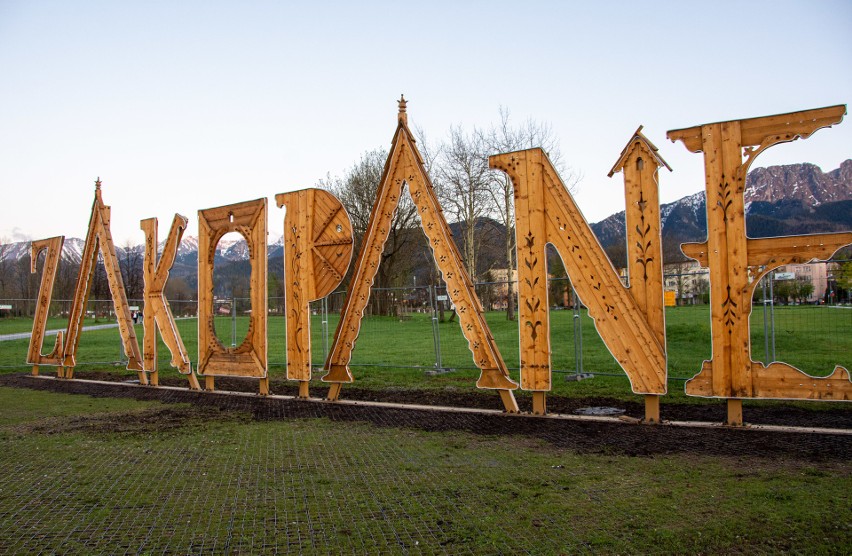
[323,149,420,304]
[119,241,144,301]
[434,125,493,280]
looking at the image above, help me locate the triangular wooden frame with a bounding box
[322,97,519,413]
[62,181,145,382]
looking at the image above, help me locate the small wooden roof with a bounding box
[607,126,672,177]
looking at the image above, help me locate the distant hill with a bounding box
[3,160,850,286]
[590,160,852,261]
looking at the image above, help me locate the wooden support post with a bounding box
[64,366,74,380]
[150,370,159,387]
[327,382,342,401]
[138,370,149,386]
[532,392,547,415]
[31,365,39,377]
[726,399,743,427]
[259,377,269,396]
[205,375,215,391]
[298,380,310,399]
[187,373,201,391]
[644,394,660,424]
[498,389,519,413]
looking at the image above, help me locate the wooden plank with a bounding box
[667,104,846,153]
[610,129,668,349]
[726,399,743,427]
[644,395,660,424]
[513,150,551,392]
[683,234,852,269]
[196,198,268,384]
[609,130,670,422]
[531,391,546,416]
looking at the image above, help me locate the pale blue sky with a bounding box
[1,0,850,245]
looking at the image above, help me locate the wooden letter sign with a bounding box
[27,236,65,375]
[275,188,353,399]
[668,105,852,424]
[141,215,200,390]
[490,149,667,415]
[323,97,520,412]
[62,181,145,382]
[197,198,268,393]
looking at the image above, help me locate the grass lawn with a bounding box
[1,305,849,403]
[0,386,848,554]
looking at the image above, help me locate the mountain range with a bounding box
[2,160,850,273]
[590,160,852,259]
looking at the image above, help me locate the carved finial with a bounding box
[95,177,101,190]
[398,94,408,125]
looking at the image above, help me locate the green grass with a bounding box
[1,305,849,403]
[0,387,848,554]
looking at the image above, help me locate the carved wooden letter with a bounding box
[141,215,200,390]
[490,149,667,413]
[275,188,353,399]
[63,181,145,382]
[668,105,851,417]
[197,198,268,391]
[27,236,65,374]
[608,127,671,422]
[323,98,520,412]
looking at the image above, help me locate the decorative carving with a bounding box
[668,105,851,418]
[275,188,353,398]
[197,198,268,391]
[140,215,200,389]
[608,126,670,351]
[323,97,519,412]
[27,236,65,374]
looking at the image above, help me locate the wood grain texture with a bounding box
[490,149,667,395]
[323,99,518,411]
[609,128,671,422]
[275,188,353,384]
[27,236,65,368]
[668,105,852,401]
[609,127,669,349]
[62,182,145,382]
[141,215,200,390]
[197,198,268,379]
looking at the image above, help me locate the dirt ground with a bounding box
[1,372,849,463]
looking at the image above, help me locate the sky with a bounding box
[1,0,850,246]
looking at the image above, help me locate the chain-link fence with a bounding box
[1,263,850,379]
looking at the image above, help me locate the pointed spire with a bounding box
[398,94,408,125]
[95,176,102,190]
